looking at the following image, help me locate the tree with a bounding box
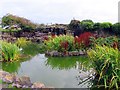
[93,22,101,31]
[2,14,36,31]
[69,19,82,36]
[80,20,94,32]
[100,22,112,32]
[69,19,81,30]
[112,23,120,34]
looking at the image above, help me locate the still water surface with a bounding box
[2,54,92,88]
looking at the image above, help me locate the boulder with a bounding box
[12,83,22,88]
[45,51,51,56]
[13,76,32,88]
[68,52,73,56]
[0,70,10,79]
[60,52,65,57]
[79,51,85,55]
[53,51,59,57]
[2,74,16,83]
[2,84,9,88]
[31,82,45,88]
[71,51,79,56]
[0,70,46,88]
[47,51,58,57]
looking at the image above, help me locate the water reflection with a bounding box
[46,56,93,87]
[2,61,21,73]
[45,56,90,70]
[2,56,31,73]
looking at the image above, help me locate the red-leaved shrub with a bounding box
[74,32,94,48]
[60,41,69,53]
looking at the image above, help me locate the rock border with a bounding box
[45,50,86,57]
[0,70,46,88]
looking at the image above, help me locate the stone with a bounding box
[0,70,46,88]
[60,52,64,57]
[0,70,10,79]
[48,51,58,57]
[2,84,9,88]
[68,52,73,56]
[45,51,51,56]
[53,51,59,57]
[12,76,32,88]
[79,51,85,55]
[12,83,22,88]
[14,76,32,87]
[2,74,16,83]
[22,85,29,88]
[72,51,79,56]
[31,82,45,88]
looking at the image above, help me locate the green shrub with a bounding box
[2,14,36,31]
[112,23,120,34]
[80,20,94,32]
[87,45,120,89]
[44,35,74,52]
[1,41,20,62]
[100,22,112,32]
[90,36,118,48]
[15,37,30,48]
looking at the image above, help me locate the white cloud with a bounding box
[0,0,119,24]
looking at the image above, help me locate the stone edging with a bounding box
[45,50,86,57]
[0,70,46,88]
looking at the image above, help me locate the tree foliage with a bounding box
[112,23,120,34]
[68,20,81,30]
[93,22,101,31]
[80,20,94,32]
[2,14,36,31]
[100,22,112,32]
[69,19,82,36]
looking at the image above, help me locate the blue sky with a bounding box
[0,0,119,24]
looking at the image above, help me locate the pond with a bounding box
[2,54,93,88]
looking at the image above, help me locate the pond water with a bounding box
[2,54,93,88]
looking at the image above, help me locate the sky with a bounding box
[0,0,119,24]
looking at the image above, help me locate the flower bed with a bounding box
[44,32,94,57]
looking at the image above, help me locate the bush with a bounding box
[93,23,101,31]
[74,32,94,50]
[68,20,82,36]
[112,23,120,34]
[87,45,120,89]
[2,14,36,31]
[1,41,20,62]
[100,22,112,32]
[90,36,118,49]
[45,33,94,53]
[15,37,30,48]
[44,35,74,53]
[80,20,94,32]
[69,20,81,30]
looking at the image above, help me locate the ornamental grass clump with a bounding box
[87,45,120,89]
[15,37,30,48]
[1,41,20,62]
[90,36,118,49]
